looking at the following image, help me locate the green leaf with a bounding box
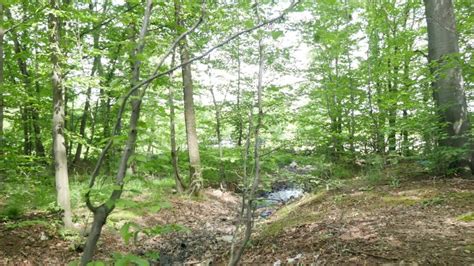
[271,30,284,40]
[86,261,106,266]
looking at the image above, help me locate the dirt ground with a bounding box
[243,178,474,265]
[0,179,473,265]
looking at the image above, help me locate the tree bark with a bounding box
[174,0,202,195]
[80,1,153,263]
[168,51,184,192]
[49,0,73,229]
[0,4,3,157]
[229,6,265,265]
[6,9,46,157]
[424,0,472,172]
[208,57,225,179]
[236,39,243,147]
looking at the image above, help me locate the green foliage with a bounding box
[421,196,446,207]
[426,146,470,176]
[119,222,187,245]
[119,222,141,245]
[4,219,52,230]
[362,155,385,184]
[457,212,474,222]
[112,253,150,266]
[0,204,23,221]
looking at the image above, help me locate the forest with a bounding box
[0,0,473,264]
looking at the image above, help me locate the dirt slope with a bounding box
[243,178,474,265]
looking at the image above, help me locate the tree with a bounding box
[168,51,185,192]
[174,0,203,195]
[49,0,73,229]
[229,3,266,265]
[81,0,154,263]
[424,0,472,173]
[0,4,4,158]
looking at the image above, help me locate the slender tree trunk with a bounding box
[208,58,225,179]
[387,55,398,153]
[346,56,355,154]
[0,4,3,157]
[168,52,184,192]
[85,99,99,161]
[49,0,73,229]
[174,0,202,195]
[229,9,265,265]
[424,0,472,173]
[401,53,411,156]
[67,92,75,158]
[74,21,101,165]
[236,39,243,147]
[7,10,46,157]
[80,1,153,263]
[21,107,32,155]
[366,29,380,153]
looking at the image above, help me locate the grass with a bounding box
[0,171,177,224]
[457,212,474,222]
[381,195,420,206]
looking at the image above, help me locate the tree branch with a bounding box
[86,0,301,210]
[85,5,205,210]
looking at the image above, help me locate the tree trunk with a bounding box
[424,0,472,172]
[387,56,398,153]
[174,0,202,195]
[229,7,265,265]
[80,1,153,263]
[208,58,225,179]
[84,99,99,161]
[168,51,184,192]
[7,9,46,157]
[0,4,3,157]
[236,39,243,147]
[74,18,101,166]
[49,0,73,229]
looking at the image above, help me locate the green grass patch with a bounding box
[446,191,474,204]
[382,196,420,206]
[457,212,474,222]
[4,219,53,230]
[421,196,445,206]
[262,211,320,236]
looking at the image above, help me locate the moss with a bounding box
[457,212,474,222]
[0,205,23,220]
[4,219,52,230]
[262,211,321,237]
[108,210,140,222]
[381,196,419,206]
[447,191,474,204]
[421,196,445,206]
[261,192,327,237]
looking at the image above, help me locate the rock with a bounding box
[287,253,303,263]
[218,235,234,243]
[39,232,49,241]
[260,210,273,218]
[289,161,298,169]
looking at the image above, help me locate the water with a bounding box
[267,188,304,203]
[257,187,304,209]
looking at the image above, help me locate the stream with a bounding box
[256,186,304,218]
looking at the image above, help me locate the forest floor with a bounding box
[0,177,473,265]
